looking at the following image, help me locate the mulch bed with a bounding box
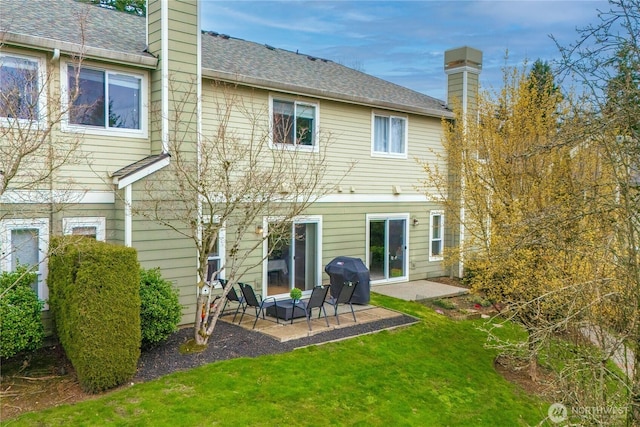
[136,314,418,382]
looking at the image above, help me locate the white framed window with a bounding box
[0,52,46,125]
[0,218,49,304]
[202,215,226,282]
[429,210,444,261]
[61,62,147,137]
[372,112,407,157]
[270,95,318,151]
[63,217,106,241]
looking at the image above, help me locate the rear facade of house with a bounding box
[0,0,480,327]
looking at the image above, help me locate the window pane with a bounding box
[69,67,105,126]
[431,240,441,257]
[432,215,441,239]
[390,117,405,153]
[296,104,315,146]
[72,226,97,239]
[11,229,39,293]
[108,73,141,129]
[0,56,39,120]
[374,116,388,152]
[273,100,294,144]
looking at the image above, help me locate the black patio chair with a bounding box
[297,285,330,331]
[238,283,279,329]
[326,281,358,325]
[220,281,245,323]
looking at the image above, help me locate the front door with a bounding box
[367,215,408,283]
[266,218,321,297]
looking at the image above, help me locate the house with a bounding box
[0,0,481,326]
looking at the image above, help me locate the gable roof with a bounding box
[1,0,451,118]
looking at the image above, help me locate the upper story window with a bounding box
[271,97,318,150]
[372,113,407,157]
[0,53,44,123]
[63,63,146,137]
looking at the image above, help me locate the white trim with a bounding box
[371,111,408,159]
[317,193,431,203]
[0,51,47,128]
[268,94,320,152]
[60,61,148,138]
[0,190,115,204]
[429,210,445,262]
[0,218,50,306]
[63,217,106,241]
[161,0,169,152]
[261,215,323,297]
[366,213,410,284]
[115,155,171,189]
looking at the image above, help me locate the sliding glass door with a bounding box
[367,214,408,283]
[266,217,321,297]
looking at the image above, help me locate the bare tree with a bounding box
[137,79,352,347]
[554,0,640,423]
[0,16,89,297]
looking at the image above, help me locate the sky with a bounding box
[200,0,610,101]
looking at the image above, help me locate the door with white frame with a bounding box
[0,218,49,303]
[367,214,409,283]
[264,216,322,297]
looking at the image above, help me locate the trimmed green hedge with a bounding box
[0,267,44,359]
[48,236,140,393]
[140,267,182,349]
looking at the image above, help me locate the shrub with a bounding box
[140,268,182,349]
[432,298,457,310]
[0,267,44,359]
[48,236,140,393]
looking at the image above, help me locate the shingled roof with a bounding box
[1,0,451,118]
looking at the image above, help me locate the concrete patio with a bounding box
[220,279,467,342]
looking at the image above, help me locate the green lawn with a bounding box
[3,294,549,426]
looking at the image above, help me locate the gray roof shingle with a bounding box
[1,0,450,117]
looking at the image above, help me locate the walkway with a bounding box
[373,279,468,301]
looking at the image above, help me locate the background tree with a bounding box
[554,0,640,422]
[137,80,352,347]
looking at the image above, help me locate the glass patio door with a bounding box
[368,215,408,283]
[266,219,320,297]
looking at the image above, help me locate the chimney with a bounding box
[444,47,482,117]
[147,0,200,154]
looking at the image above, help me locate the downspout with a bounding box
[161,0,169,153]
[124,184,132,247]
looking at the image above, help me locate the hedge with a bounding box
[0,267,44,359]
[48,236,140,393]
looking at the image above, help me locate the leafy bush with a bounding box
[48,236,140,393]
[0,267,44,359]
[432,298,457,310]
[140,268,182,349]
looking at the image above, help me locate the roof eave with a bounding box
[0,31,158,69]
[202,68,454,119]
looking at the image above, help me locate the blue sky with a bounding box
[200,0,609,101]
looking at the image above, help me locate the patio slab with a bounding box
[372,279,468,301]
[222,305,408,342]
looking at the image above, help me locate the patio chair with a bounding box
[326,281,358,325]
[238,283,279,329]
[220,281,245,323]
[297,285,330,331]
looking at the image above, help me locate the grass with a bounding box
[2,294,549,426]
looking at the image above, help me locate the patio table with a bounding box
[266,298,306,322]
